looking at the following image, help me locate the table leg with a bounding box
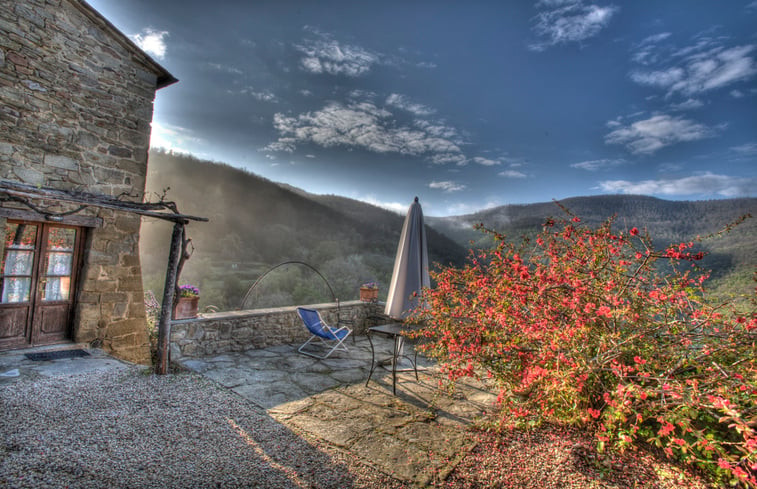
[413,349,419,381]
[392,334,399,395]
[365,331,376,387]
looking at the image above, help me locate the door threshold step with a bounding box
[24,349,90,362]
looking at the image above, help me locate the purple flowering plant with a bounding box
[361,282,378,289]
[178,284,200,298]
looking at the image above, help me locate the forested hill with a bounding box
[140,151,755,309]
[139,150,467,310]
[427,195,757,300]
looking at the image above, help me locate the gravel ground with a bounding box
[0,367,714,489]
[0,367,398,489]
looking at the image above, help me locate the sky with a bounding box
[88,0,757,216]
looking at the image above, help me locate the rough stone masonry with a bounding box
[0,0,175,362]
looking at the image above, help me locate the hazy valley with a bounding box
[140,151,756,312]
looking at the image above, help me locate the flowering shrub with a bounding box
[178,284,200,298]
[361,282,378,289]
[411,209,756,487]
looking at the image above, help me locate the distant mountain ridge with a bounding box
[428,194,756,244]
[428,194,756,301]
[140,151,756,308]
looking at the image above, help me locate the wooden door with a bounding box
[0,221,83,349]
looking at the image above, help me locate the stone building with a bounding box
[0,0,177,363]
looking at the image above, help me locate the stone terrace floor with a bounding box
[0,336,499,486]
[178,335,499,486]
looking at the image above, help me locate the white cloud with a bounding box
[263,101,466,162]
[386,94,436,116]
[599,172,756,197]
[630,42,757,96]
[208,63,243,75]
[605,114,716,154]
[149,121,201,154]
[570,158,626,171]
[442,200,502,217]
[531,2,619,51]
[640,32,672,45]
[130,28,169,60]
[669,98,704,111]
[348,89,378,100]
[263,138,297,153]
[413,120,461,139]
[295,33,379,77]
[472,156,501,166]
[429,180,466,192]
[238,87,278,102]
[430,153,468,165]
[731,142,757,155]
[499,170,528,178]
[355,196,406,214]
[630,67,685,88]
[632,32,672,65]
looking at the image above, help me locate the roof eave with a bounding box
[72,0,178,90]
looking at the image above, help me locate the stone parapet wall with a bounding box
[170,301,385,360]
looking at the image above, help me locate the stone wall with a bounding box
[170,301,385,360]
[0,0,173,363]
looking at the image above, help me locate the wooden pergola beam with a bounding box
[0,180,208,223]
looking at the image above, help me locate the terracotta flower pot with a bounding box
[173,296,199,319]
[360,287,378,302]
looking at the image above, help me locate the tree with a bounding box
[412,209,756,487]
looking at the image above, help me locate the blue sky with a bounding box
[89,0,757,216]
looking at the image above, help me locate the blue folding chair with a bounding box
[296,307,352,359]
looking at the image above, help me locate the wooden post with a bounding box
[156,222,184,375]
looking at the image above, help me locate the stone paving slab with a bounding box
[270,377,492,486]
[179,335,421,409]
[177,336,499,486]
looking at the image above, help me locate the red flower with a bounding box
[630,227,639,236]
[658,421,675,436]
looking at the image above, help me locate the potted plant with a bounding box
[173,284,200,319]
[360,282,378,302]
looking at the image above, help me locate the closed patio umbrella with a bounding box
[385,197,430,320]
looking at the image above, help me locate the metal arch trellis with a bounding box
[239,260,338,311]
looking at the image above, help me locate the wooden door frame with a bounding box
[31,222,85,345]
[1,220,85,348]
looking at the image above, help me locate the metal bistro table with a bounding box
[365,323,423,395]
